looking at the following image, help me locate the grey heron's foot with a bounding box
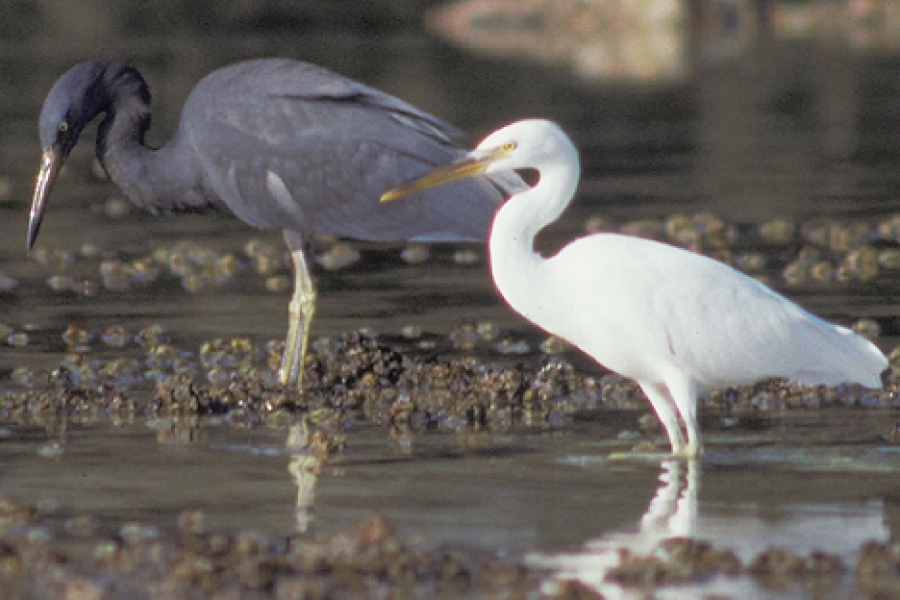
[279,299,314,389]
[280,246,317,390]
[278,334,301,387]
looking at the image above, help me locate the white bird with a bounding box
[382,119,888,458]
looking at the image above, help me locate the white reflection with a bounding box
[531,460,699,598]
[532,459,888,599]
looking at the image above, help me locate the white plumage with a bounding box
[384,119,888,458]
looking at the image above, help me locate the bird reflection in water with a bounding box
[532,460,700,598]
[154,415,206,445]
[287,416,345,534]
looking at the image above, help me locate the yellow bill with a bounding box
[380,145,509,203]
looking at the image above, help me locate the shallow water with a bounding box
[3,2,900,598]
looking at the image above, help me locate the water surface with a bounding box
[2,2,900,598]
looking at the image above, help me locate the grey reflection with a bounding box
[153,415,205,445]
[287,417,344,534]
[287,423,322,535]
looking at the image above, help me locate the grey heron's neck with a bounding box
[95,64,152,170]
[99,88,199,210]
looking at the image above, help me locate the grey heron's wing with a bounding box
[200,58,464,143]
[180,58,518,242]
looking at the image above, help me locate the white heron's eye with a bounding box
[503,142,517,152]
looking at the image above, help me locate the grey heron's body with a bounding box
[30,59,524,386]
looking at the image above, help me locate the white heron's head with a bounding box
[381,119,575,202]
[474,119,574,172]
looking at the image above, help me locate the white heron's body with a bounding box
[384,120,888,457]
[501,230,883,391]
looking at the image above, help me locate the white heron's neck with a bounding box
[488,156,579,318]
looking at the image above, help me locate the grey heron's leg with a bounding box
[639,382,686,455]
[280,231,317,388]
[287,418,322,534]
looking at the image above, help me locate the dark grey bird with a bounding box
[30,59,524,387]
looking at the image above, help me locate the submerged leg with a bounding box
[668,375,702,459]
[639,382,686,455]
[280,233,317,388]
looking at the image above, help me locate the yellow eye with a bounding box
[503,142,517,152]
[58,122,69,133]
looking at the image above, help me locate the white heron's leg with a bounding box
[639,382,686,455]
[640,460,699,539]
[670,459,700,536]
[280,246,316,388]
[668,375,703,459]
[640,461,682,533]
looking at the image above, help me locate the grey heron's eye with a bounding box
[58,122,69,134]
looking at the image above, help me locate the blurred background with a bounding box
[3,3,900,594]
[2,0,900,370]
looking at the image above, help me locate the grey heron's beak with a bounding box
[28,144,64,252]
[380,145,510,203]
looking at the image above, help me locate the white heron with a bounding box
[383,119,887,458]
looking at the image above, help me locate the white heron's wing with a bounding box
[548,234,885,390]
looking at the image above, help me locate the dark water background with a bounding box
[3,2,900,598]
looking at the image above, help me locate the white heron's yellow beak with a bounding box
[28,145,64,251]
[380,145,510,202]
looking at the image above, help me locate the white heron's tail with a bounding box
[794,320,887,389]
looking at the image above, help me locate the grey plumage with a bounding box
[37,59,523,241]
[31,58,524,386]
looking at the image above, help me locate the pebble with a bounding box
[852,318,881,339]
[104,197,130,218]
[495,338,531,354]
[758,218,795,244]
[401,325,422,339]
[540,336,567,355]
[36,442,64,458]
[316,243,360,271]
[453,249,481,265]
[0,176,11,200]
[401,244,430,264]
[476,321,499,341]
[7,333,29,347]
[102,326,130,347]
[0,272,19,292]
[46,275,74,292]
[265,275,291,292]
